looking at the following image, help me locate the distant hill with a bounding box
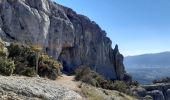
[125,52,170,68]
[124,52,170,84]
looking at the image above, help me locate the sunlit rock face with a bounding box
[0,0,127,80]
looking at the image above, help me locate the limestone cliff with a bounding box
[0,0,127,80]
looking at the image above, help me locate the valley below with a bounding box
[125,52,170,84]
[126,66,170,84]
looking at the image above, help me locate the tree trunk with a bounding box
[36,52,39,75]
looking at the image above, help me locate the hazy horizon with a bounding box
[56,0,170,56]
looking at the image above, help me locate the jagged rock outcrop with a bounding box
[113,44,126,80]
[0,0,127,80]
[147,90,165,100]
[135,83,170,100]
[166,89,170,100]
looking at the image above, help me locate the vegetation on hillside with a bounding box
[0,58,15,76]
[80,83,136,100]
[75,65,132,93]
[0,40,62,80]
[75,65,144,100]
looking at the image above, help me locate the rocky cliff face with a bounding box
[0,0,127,80]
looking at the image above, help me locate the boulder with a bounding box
[141,83,170,100]
[165,89,170,100]
[147,90,165,100]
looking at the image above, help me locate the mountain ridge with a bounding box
[126,51,170,58]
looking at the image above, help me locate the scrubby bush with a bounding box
[112,81,127,93]
[14,61,36,77]
[22,67,36,77]
[7,43,36,66]
[0,58,15,76]
[75,66,91,80]
[0,39,8,57]
[38,54,62,80]
[75,65,112,88]
[75,66,102,87]
[7,43,37,77]
[6,43,62,79]
[75,65,129,93]
[7,43,21,58]
[0,47,7,57]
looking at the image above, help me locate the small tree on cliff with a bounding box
[31,44,43,75]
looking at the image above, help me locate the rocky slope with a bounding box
[0,75,82,100]
[0,0,127,80]
[56,75,137,100]
[0,75,137,100]
[133,83,170,100]
[142,83,170,100]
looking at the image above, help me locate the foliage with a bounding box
[14,61,36,77]
[7,43,37,77]
[81,84,106,100]
[112,81,127,93]
[75,66,101,87]
[30,45,43,52]
[80,83,136,100]
[75,66,111,88]
[7,43,36,66]
[38,54,62,80]
[0,39,8,57]
[22,67,36,77]
[0,57,15,76]
[6,43,62,79]
[75,65,129,93]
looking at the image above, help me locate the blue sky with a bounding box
[55,0,170,56]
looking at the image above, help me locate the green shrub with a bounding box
[14,61,36,77]
[38,54,62,80]
[7,43,22,58]
[0,39,8,57]
[7,43,36,76]
[75,65,129,93]
[22,67,36,77]
[0,58,15,76]
[112,81,127,93]
[75,65,106,87]
[75,66,91,80]
[0,47,7,57]
[7,43,62,79]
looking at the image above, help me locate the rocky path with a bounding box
[0,75,137,100]
[0,75,82,100]
[56,74,81,92]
